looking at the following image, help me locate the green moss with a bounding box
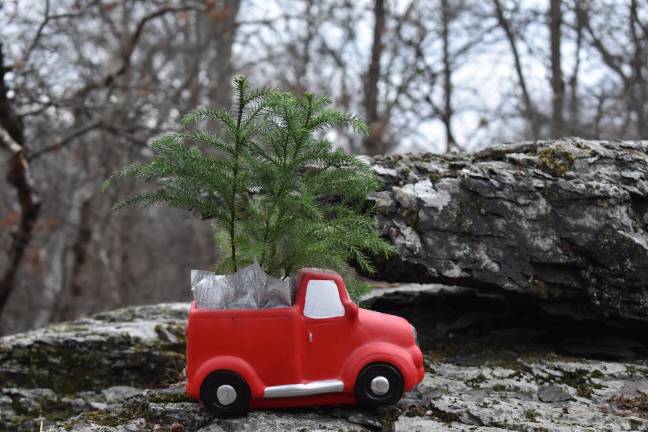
[590,369,604,379]
[4,414,37,428]
[524,408,539,422]
[428,406,461,423]
[529,277,548,299]
[153,323,187,354]
[624,365,648,378]
[148,392,192,404]
[465,373,488,388]
[454,187,487,233]
[428,169,459,183]
[532,368,602,399]
[537,146,575,177]
[84,410,127,427]
[1,335,186,394]
[626,365,638,377]
[401,207,419,226]
[403,402,428,417]
[507,370,526,381]
[561,369,603,398]
[80,399,150,428]
[4,394,84,430]
[165,323,186,341]
[154,324,171,342]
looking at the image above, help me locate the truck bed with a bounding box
[186,302,302,389]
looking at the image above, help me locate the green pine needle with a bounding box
[106,76,395,290]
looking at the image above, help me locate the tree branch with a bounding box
[103,6,200,87]
[28,121,104,160]
[0,43,42,320]
[0,127,42,318]
[493,0,541,139]
[580,4,628,83]
[19,1,81,68]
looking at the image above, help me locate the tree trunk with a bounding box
[0,43,42,321]
[629,0,647,137]
[441,0,457,152]
[549,0,564,138]
[295,0,316,94]
[52,194,93,322]
[206,0,241,107]
[363,0,386,156]
[568,0,585,135]
[493,0,541,139]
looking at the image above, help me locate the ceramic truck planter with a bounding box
[185,268,424,415]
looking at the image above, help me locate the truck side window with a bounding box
[303,280,344,319]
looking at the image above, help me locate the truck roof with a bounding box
[293,268,341,287]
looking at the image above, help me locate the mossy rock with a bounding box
[537,146,575,177]
[0,303,188,395]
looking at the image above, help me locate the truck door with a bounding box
[301,279,354,382]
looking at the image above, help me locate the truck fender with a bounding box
[341,342,418,391]
[190,356,265,399]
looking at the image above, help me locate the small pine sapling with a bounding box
[245,91,395,298]
[105,77,395,300]
[104,77,269,272]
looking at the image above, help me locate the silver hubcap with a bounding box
[370,376,390,395]
[216,384,237,405]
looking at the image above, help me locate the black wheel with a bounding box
[200,371,251,415]
[354,363,404,407]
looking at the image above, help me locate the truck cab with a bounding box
[185,268,424,414]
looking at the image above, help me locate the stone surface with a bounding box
[406,358,648,431]
[1,302,647,431]
[537,384,573,403]
[0,302,187,395]
[366,139,648,321]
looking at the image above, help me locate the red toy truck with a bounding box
[185,268,424,414]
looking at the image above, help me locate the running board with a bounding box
[263,380,344,398]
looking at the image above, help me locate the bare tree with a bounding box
[580,0,648,138]
[0,43,42,322]
[441,0,457,151]
[0,1,223,333]
[206,0,242,106]
[549,0,564,137]
[2,0,648,334]
[567,0,585,134]
[493,0,542,139]
[363,0,387,155]
[629,0,647,137]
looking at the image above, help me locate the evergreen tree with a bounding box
[104,77,269,272]
[243,91,394,289]
[105,77,394,299]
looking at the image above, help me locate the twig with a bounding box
[28,121,103,160]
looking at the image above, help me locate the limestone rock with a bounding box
[0,303,188,395]
[1,302,647,431]
[367,139,648,321]
[537,384,573,402]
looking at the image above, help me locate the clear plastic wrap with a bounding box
[191,261,292,309]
